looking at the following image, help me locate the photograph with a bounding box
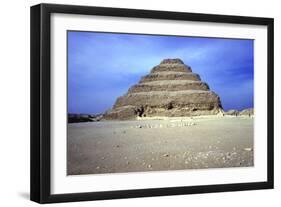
[67,31,254,175]
[30,3,273,203]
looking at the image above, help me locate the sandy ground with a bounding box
[67,116,253,175]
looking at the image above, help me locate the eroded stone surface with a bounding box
[104,59,222,120]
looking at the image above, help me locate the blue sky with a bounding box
[68,31,254,114]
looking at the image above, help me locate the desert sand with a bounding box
[67,115,253,175]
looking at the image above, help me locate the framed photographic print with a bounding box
[30,3,274,203]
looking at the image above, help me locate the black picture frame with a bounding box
[30,3,274,204]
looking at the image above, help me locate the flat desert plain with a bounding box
[67,116,253,175]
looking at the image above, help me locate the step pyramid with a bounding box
[104,59,222,120]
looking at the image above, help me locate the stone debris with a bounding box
[239,108,254,116]
[133,122,196,129]
[223,108,254,117]
[68,113,103,123]
[225,109,239,116]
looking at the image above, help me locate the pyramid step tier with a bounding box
[160,58,184,64]
[114,90,221,109]
[151,64,192,73]
[105,104,222,120]
[140,72,201,83]
[128,80,209,93]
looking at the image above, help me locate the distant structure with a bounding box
[104,58,223,120]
